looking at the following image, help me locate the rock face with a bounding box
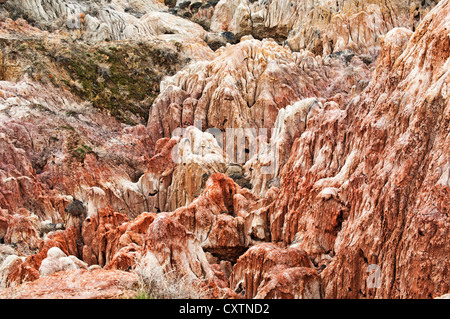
[230,243,320,299]
[169,173,267,261]
[3,0,206,42]
[244,97,322,196]
[321,1,450,298]
[269,0,450,298]
[0,24,210,224]
[148,36,372,141]
[166,126,226,211]
[81,207,155,269]
[209,0,438,56]
[0,0,440,56]
[0,268,139,299]
[143,213,215,282]
[1,210,41,251]
[0,0,448,301]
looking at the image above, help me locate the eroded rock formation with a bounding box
[148,36,372,141]
[209,0,438,56]
[230,243,319,299]
[3,0,206,42]
[0,0,448,300]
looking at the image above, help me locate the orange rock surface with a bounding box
[0,0,448,300]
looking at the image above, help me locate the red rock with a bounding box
[0,133,57,221]
[169,173,269,261]
[80,207,156,269]
[0,268,139,299]
[0,209,9,241]
[142,213,239,298]
[0,255,40,289]
[0,0,448,301]
[81,207,128,267]
[103,212,156,270]
[267,0,450,299]
[143,213,215,281]
[104,243,142,271]
[4,212,42,250]
[0,208,154,287]
[230,243,316,298]
[203,173,240,215]
[254,267,321,299]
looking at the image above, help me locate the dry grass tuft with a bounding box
[133,253,208,299]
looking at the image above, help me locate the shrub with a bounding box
[133,253,208,299]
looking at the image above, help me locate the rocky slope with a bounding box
[0,0,448,299]
[3,0,205,42]
[206,0,438,55]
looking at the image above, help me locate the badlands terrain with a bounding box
[0,0,448,299]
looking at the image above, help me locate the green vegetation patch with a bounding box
[72,143,94,161]
[1,38,184,125]
[60,43,181,125]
